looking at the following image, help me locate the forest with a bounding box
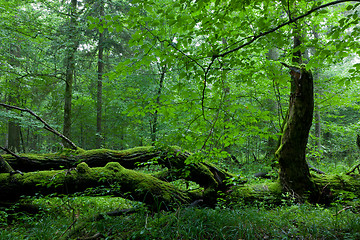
[1,0,360,239]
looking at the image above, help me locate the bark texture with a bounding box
[96,0,104,149]
[63,0,79,147]
[276,65,317,198]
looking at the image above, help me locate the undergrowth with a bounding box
[1,196,360,240]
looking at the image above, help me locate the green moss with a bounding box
[119,168,190,204]
[105,162,124,172]
[58,147,84,156]
[0,173,10,181]
[111,146,155,156]
[231,181,282,204]
[76,162,90,173]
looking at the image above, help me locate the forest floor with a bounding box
[1,191,360,239]
[0,197,360,240]
[1,161,359,239]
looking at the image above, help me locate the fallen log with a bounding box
[0,162,200,210]
[2,146,240,191]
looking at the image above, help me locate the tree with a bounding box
[119,0,360,199]
[276,63,316,198]
[1,0,360,212]
[274,2,317,199]
[150,62,166,144]
[62,0,80,147]
[96,0,105,149]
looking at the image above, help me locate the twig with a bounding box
[59,219,77,239]
[347,163,360,175]
[335,206,353,215]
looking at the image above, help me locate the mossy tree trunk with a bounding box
[274,15,319,200]
[276,64,318,199]
[0,146,239,208]
[0,162,199,210]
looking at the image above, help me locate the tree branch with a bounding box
[0,103,78,150]
[214,0,360,59]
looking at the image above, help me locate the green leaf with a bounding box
[346,4,353,11]
[353,63,360,70]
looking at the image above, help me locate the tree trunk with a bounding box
[96,0,105,149]
[7,119,21,153]
[276,64,317,198]
[151,64,166,144]
[63,0,79,147]
[0,146,240,208]
[274,11,319,199]
[7,43,22,153]
[0,162,197,210]
[2,145,360,208]
[2,147,360,208]
[0,155,15,173]
[2,146,237,192]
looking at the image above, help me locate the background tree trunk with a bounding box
[151,63,166,144]
[7,112,21,153]
[63,0,79,147]
[96,0,105,149]
[7,43,21,153]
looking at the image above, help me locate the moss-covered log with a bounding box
[2,146,238,192]
[0,162,200,210]
[2,147,158,172]
[2,159,360,209]
[229,173,360,206]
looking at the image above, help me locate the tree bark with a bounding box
[0,146,242,208]
[63,0,79,147]
[274,7,319,200]
[7,43,22,153]
[2,145,360,208]
[0,155,15,173]
[151,63,166,144]
[96,0,105,149]
[276,64,317,199]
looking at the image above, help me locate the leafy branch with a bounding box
[213,0,360,59]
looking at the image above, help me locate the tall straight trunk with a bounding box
[96,0,105,149]
[7,45,21,152]
[62,0,79,147]
[315,106,321,150]
[7,119,20,152]
[151,64,166,144]
[312,29,322,152]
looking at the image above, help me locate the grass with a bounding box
[1,161,359,239]
[1,196,360,240]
